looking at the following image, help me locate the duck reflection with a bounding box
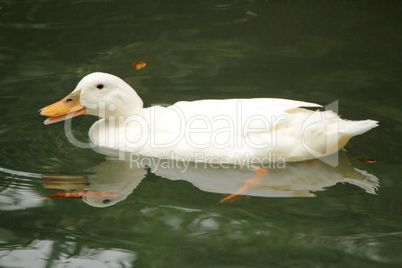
[41,151,379,208]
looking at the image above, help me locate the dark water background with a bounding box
[0,1,401,267]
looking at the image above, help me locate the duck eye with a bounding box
[96,84,104,90]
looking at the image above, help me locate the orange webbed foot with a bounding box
[220,168,268,203]
[304,159,319,166]
[37,190,119,200]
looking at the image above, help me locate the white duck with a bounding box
[40,72,378,163]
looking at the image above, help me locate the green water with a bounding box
[0,1,401,267]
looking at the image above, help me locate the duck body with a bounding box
[40,72,378,163]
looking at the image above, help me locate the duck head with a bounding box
[39,72,144,125]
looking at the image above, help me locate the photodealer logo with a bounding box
[129,152,286,173]
[63,102,98,149]
[63,100,287,158]
[62,99,343,167]
[301,101,339,167]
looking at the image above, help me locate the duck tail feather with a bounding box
[340,120,379,136]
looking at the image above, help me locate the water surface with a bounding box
[0,1,401,267]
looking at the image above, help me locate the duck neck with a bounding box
[121,93,144,117]
[104,90,144,120]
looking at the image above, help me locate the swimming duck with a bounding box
[39,72,378,163]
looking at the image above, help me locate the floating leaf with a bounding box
[133,61,146,70]
[355,158,377,163]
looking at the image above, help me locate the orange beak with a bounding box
[39,90,87,125]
